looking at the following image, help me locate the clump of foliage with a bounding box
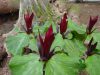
[5,12,100,75]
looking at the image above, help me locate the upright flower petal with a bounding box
[44,26,54,58]
[91,42,97,51]
[88,37,93,47]
[39,33,44,58]
[24,13,34,34]
[39,33,44,47]
[60,13,68,34]
[86,16,98,34]
[86,38,98,56]
[44,25,54,45]
[39,25,55,61]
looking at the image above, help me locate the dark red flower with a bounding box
[86,16,98,34]
[60,13,68,35]
[39,25,55,61]
[24,12,34,34]
[86,38,97,56]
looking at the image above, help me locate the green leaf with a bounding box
[33,21,52,35]
[45,53,81,75]
[33,21,57,35]
[73,39,86,53]
[51,21,57,33]
[68,19,86,34]
[9,54,43,75]
[29,38,38,51]
[51,33,64,52]
[6,33,30,55]
[85,55,100,75]
[64,39,86,58]
[65,32,73,39]
[33,25,40,35]
[85,32,100,50]
[72,31,87,41]
[41,21,52,33]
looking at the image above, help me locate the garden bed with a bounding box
[0,3,100,75]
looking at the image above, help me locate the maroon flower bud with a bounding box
[60,13,68,35]
[86,16,98,34]
[24,12,34,34]
[39,25,55,61]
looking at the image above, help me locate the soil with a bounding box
[0,3,100,75]
[0,11,18,75]
[79,3,100,28]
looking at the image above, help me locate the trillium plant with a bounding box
[5,12,100,75]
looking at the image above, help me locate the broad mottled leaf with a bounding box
[29,38,38,51]
[33,22,51,35]
[45,53,81,75]
[33,24,40,35]
[64,39,86,58]
[73,39,86,53]
[65,32,73,39]
[51,21,57,33]
[6,33,30,55]
[9,54,43,75]
[68,19,86,34]
[41,21,52,33]
[85,55,100,75]
[33,21,56,35]
[51,33,64,52]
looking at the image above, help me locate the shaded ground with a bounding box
[0,11,18,75]
[0,12,18,35]
[0,3,100,75]
[79,3,100,28]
